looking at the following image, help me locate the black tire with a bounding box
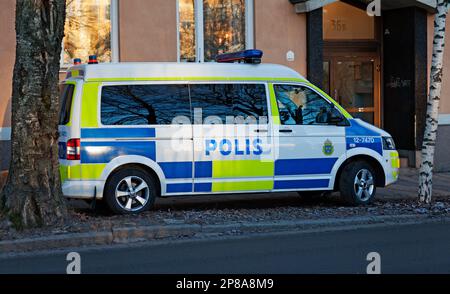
[92,200,110,214]
[104,167,157,214]
[339,161,377,205]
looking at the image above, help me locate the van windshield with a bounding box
[59,84,75,125]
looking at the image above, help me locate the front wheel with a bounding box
[339,161,376,205]
[104,167,157,214]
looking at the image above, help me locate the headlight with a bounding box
[383,137,396,150]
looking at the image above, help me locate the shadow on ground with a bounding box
[68,192,358,217]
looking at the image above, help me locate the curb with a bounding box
[1,214,449,253]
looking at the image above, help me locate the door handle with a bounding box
[254,129,268,133]
[279,129,293,133]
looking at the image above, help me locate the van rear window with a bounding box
[59,84,75,125]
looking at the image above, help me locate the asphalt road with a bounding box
[1,221,450,274]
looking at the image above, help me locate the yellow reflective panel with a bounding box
[392,171,399,180]
[81,82,100,128]
[390,151,400,169]
[212,180,273,192]
[269,84,281,126]
[60,165,69,183]
[67,164,106,180]
[212,160,274,178]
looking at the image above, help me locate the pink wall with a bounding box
[255,0,307,76]
[119,0,178,62]
[0,1,15,129]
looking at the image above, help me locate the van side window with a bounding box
[59,84,75,125]
[189,84,268,124]
[101,84,191,125]
[274,84,341,125]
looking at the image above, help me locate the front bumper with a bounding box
[384,150,400,186]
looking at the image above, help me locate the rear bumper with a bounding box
[62,180,104,200]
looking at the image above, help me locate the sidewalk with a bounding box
[378,168,450,200]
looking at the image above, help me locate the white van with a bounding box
[58,53,399,214]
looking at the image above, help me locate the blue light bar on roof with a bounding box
[215,49,263,64]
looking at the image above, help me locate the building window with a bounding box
[178,0,254,62]
[63,0,118,66]
[179,0,197,62]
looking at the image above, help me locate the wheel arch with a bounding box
[333,154,386,191]
[100,155,166,197]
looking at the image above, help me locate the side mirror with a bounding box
[328,107,346,125]
[328,115,344,124]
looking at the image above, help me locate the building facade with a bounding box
[0,0,449,172]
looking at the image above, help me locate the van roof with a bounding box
[65,62,307,82]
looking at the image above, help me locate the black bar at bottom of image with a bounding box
[0,275,449,291]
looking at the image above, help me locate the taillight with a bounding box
[66,138,80,160]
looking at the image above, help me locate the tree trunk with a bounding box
[0,0,67,228]
[419,0,449,204]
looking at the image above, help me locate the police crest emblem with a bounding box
[323,139,334,156]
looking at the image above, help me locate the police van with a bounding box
[59,51,399,214]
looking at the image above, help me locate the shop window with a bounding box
[63,0,118,66]
[178,0,253,62]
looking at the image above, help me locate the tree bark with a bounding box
[419,0,449,204]
[0,0,67,228]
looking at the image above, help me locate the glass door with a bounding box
[324,55,381,126]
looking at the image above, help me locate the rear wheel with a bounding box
[104,167,157,214]
[339,161,376,205]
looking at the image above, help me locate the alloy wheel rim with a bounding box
[115,176,150,212]
[353,169,375,201]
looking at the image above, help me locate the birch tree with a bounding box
[0,0,67,228]
[419,0,449,204]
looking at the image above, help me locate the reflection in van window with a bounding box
[59,84,75,125]
[189,84,268,124]
[101,85,191,125]
[274,85,335,125]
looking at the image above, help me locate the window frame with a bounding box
[273,82,349,127]
[97,81,270,128]
[176,0,255,63]
[60,0,119,69]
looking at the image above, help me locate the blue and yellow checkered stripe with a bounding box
[60,128,337,193]
[165,158,336,193]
